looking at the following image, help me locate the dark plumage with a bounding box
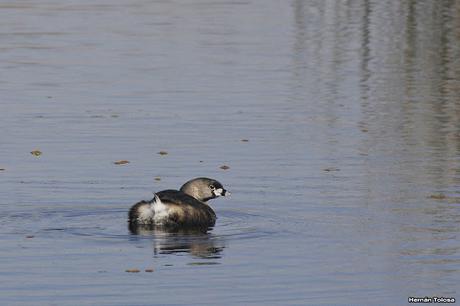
[128,177,229,229]
[156,190,217,226]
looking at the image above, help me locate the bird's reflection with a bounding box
[129,223,225,258]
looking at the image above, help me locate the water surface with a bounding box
[1,1,459,305]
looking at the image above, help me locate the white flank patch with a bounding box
[152,194,169,224]
[137,204,155,224]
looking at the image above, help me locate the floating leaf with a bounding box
[158,151,168,155]
[220,165,230,170]
[114,160,130,165]
[125,269,140,273]
[25,235,35,239]
[30,150,42,156]
[145,268,154,272]
[154,177,161,181]
[428,193,447,200]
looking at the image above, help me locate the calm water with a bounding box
[1,1,459,305]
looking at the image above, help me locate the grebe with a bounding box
[128,177,229,228]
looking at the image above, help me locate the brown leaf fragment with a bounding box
[220,165,230,170]
[145,268,154,272]
[158,151,168,155]
[428,193,447,200]
[125,269,140,273]
[114,160,130,165]
[30,150,42,156]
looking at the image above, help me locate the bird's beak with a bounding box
[214,188,230,197]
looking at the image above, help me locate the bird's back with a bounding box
[156,190,216,227]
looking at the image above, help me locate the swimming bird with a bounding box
[128,177,229,228]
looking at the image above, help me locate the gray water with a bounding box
[1,1,459,305]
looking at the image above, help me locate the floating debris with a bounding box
[241,139,249,142]
[428,193,447,200]
[164,264,173,266]
[158,151,168,156]
[114,160,130,165]
[199,160,203,163]
[0,168,5,171]
[30,150,42,156]
[25,235,35,239]
[220,165,230,170]
[125,269,140,273]
[361,128,369,133]
[323,167,340,172]
[154,177,161,181]
[145,268,154,272]
[111,114,119,118]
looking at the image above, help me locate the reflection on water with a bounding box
[285,0,460,302]
[129,224,224,259]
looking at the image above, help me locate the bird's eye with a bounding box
[209,185,215,190]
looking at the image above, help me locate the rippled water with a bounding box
[1,1,459,305]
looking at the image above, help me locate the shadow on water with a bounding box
[128,223,225,259]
